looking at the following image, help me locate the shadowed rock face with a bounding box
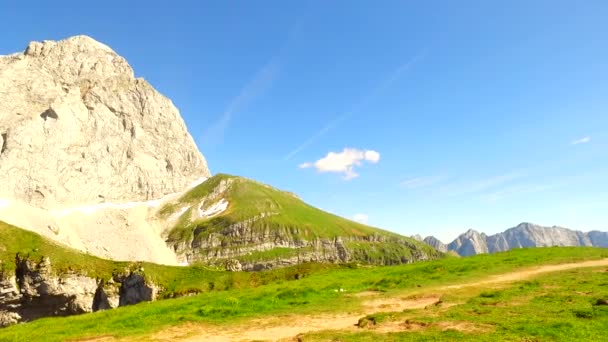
[423,236,448,253]
[0,35,210,208]
[0,256,158,328]
[426,223,608,256]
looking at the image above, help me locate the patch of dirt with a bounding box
[436,320,494,333]
[352,290,384,298]
[363,295,441,312]
[375,319,493,334]
[372,319,431,333]
[73,336,116,342]
[442,259,608,290]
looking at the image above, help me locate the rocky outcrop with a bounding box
[14,256,98,320]
[423,236,448,253]
[172,219,434,271]
[0,35,210,208]
[447,229,489,256]
[0,256,159,328]
[587,231,608,247]
[118,272,158,306]
[430,223,608,256]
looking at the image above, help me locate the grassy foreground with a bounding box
[1,247,607,341]
[305,264,608,341]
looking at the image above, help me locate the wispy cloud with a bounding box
[480,183,557,202]
[439,172,524,198]
[400,176,444,189]
[201,16,307,146]
[202,60,280,145]
[571,136,591,145]
[353,213,369,224]
[299,148,380,180]
[283,52,425,160]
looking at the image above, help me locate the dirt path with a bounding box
[442,258,608,290]
[144,258,608,342]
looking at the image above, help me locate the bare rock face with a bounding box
[0,35,210,208]
[447,229,489,256]
[0,256,160,327]
[423,236,448,253]
[438,223,608,256]
[486,223,593,252]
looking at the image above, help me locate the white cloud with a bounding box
[353,213,369,224]
[571,136,591,145]
[364,150,380,163]
[400,176,443,189]
[300,148,380,180]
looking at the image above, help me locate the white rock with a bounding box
[0,35,210,208]
[0,35,212,265]
[198,198,229,219]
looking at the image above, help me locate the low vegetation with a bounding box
[1,246,606,341]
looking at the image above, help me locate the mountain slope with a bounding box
[161,174,441,270]
[425,223,608,256]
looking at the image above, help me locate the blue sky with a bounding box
[2,1,607,241]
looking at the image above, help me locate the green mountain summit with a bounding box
[161,174,440,270]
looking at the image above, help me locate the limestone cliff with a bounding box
[423,236,448,253]
[0,256,157,327]
[0,36,210,264]
[0,35,210,208]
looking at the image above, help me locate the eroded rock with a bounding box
[0,35,210,209]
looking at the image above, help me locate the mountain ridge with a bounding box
[425,222,608,256]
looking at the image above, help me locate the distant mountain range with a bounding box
[422,223,608,256]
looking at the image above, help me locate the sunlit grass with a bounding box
[1,247,606,341]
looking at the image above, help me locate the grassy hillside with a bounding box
[0,221,338,298]
[0,221,119,279]
[162,174,410,239]
[1,247,606,341]
[161,174,440,266]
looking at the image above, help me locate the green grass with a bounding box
[1,247,606,341]
[161,174,440,266]
[0,221,121,279]
[303,265,608,341]
[164,173,400,240]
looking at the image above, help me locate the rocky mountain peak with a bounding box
[432,223,607,257]
[448,229,489,256]
[463,228,484,237]
[423,236,448,253]
[22,35,134,84]
[0,35,210,208]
